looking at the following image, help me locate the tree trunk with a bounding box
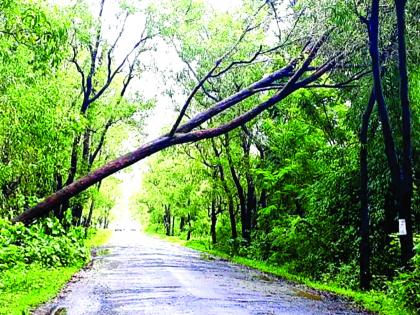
[241,132,255,240]
[394,0,414,266]
[187,213,192,241]
[164,204,171,236]
[225,136,249,243]
[60,134,81,218]
[180,216,185,232]
[84,180,102,237]
[359,91,375,290]
[171,215,175,236]
[72,204,83,226]
[227,195,237,240]
[210,199,217,244]
[368,0,414,267]
[211,138,237,240]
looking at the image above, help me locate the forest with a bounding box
[0,0,419,314]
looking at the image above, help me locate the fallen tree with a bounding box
[13,30,358,225]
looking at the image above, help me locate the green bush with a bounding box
[0,215,88,269]
[387,238,420,314]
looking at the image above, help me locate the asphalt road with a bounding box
[34,230,369,315]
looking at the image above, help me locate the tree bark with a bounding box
[359,90,375,290]
[84,181,102,234]
[224,135,249,243]
[171,215,175,236]
[180,216,185,232]
[164,204,171,236]
[242,131,257,231]
[210,199,217,244]
[368,0,414,267]
[211,139,238,240]
[394,0,414,265]
[187,213,192,241]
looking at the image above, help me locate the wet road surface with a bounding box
[35,230,369,315]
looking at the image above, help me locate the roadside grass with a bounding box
[0,228,111,315]
[147,231,407,315]
[0,264,80,315]
[85,228,112,252]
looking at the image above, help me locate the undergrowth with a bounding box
[0,214,111,315]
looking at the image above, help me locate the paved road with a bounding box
[35,230,369,315]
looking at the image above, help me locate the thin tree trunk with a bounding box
[180,216,185,232]
[242,132,256,238]
[224,135,249,242]
[164,204,171,236]
[394,0,414,265]
[210,199,217,244]
[211,139,238,240]
[187,213,192,241]
[171,215,175,236]
[84,180,102,237]
[359,90,375,290]
[368,0,414,267]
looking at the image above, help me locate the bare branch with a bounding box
[89,33,153,105]
[71,45,86,94]
[169,59,222,136]
[89,118,113,167]
[210,45,263,78]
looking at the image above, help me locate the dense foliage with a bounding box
[0,0,419,313]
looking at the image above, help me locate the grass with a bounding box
[85,228,112,250]
[147,231,408,315]
[0,264,80,315]
[0,228,112,315]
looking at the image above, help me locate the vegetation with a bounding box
[0,215,111,314]
[0,0,418,314]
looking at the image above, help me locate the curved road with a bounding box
[35,230,369,315]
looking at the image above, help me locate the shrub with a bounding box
[387,237,420,314]
[0,215,87,270]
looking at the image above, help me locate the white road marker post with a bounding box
[398,219,407,236]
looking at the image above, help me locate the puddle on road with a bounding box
[253,273,276,282]
[293,289,323,301]
[97,248,111,256]
[200,253,216,261]
[49,306,68,314]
